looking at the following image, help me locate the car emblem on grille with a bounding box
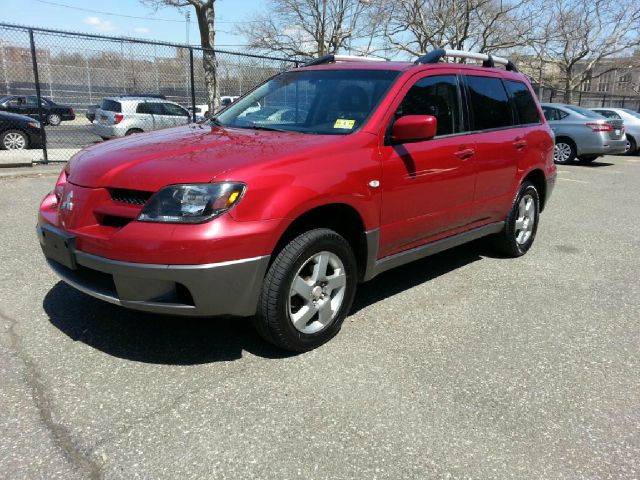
[61,191,74,212]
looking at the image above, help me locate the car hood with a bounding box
[68,124,341,191]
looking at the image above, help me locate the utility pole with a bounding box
[320,0,327,56]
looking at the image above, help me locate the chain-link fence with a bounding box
[535,85,640,110]
[0,23,299,164]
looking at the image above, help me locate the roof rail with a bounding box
[414,48,518,72]
[301,54,387,67]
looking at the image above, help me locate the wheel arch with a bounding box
[271,203,370,281]
[521,168,547,211]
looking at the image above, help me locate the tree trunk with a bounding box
[563,69,573,104]
[195,2,219,113]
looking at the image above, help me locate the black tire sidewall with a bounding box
[505,183,540,256]
[625,135,637,156]
[260,229,357,352]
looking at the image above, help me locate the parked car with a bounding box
[220,95,239,108]
[0,110,44,150]
[590,107,640,155]
[0,95,75,126]
[38,51,556,352]
[243,105,309,123]
[188,104,210,121]
[92,97,191,139]
[541,103,626,164]
[85,104,98,123]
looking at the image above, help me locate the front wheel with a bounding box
[254,228,358,352]
[1,130,29,150]
[492,181,540,257]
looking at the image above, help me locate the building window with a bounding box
[597,71,616,93]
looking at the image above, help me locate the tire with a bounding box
[554,139,576,164]
[578,155,598,163]
[0,129,29,150]
[624,135,637,156]
[125,129,143,136]
[100,136,110,141]
[492,181,540,257]
[254,228,358,352]
[47,113,61,126]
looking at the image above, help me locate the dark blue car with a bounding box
[0,111,45,150]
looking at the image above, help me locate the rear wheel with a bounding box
[625,135,637,156]
[47,113,61,126]
[492,181,540,257]
[254,228,357,352]
[554,139,576,164]
[0,130,28,150]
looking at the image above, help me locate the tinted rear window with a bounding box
[565,105,603,118]
[465,76,513,130]
[100,99,121,112]
[505,81,540,125]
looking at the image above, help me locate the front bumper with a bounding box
[37,223,270,317]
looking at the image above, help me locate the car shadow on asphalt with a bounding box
[43,240,493,365]
[568,160,616,168]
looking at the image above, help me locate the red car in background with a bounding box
[38,50,556,352]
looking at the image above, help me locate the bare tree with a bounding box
[537,0,640,103]
[239,0,377,58]
[142,0,219,111]
[375,0,540,59]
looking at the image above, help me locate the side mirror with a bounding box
[391,115,437,144]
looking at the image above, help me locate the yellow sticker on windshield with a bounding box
[334,119,355,129]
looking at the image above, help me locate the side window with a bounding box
[600,110,621,119]
[163,103,189,117]
[542,107,556,121]
[465,75,513,130]
[396,75,461,136]
[136,103,162,115]
[505,81,540,125]
[557,109,569,120]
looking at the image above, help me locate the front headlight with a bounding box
[137,182,245,223]
[27,121,41,129]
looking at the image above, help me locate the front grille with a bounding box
[110,188,153,206]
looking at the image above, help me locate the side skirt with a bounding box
[362,222,504,281]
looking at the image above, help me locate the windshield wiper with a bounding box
[209,116,225,127]
[245,124,289,132]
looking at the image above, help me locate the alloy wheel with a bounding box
[288,251,347,334]
[625,140,631,154]
[515,194,536,245]
[3,132,27,150]
[554,143,572,163]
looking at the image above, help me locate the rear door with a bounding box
[379,71,477,257]
[161,103,191,126]
[461,74,519,223]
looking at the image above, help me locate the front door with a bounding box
[379,72,476,258]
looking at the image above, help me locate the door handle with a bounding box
[513,140,527,150]
[454,148,475,160]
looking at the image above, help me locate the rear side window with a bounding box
[396,75,461,136]
[505,81,540,125]
[162,103,189,116]
[136,102,163,115]
[465,75,513,131]
[101,99,122,112]
[542,107,569,121]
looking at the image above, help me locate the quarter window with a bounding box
[505,81,540,125]
[465,75,513,130]
[396,75,461,136]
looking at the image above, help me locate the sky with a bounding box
[1,0,265,49]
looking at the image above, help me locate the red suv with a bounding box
[38,50,556,352]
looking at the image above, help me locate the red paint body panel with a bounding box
[39,61,555,268]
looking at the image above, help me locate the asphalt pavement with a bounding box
[0,156,639,479]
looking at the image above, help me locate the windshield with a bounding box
[215,69,400,135]
[565,105,604,118]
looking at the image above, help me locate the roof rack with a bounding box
[301,54,387,67]
[414,48,518,72]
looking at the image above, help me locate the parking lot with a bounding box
[0,156,638,479]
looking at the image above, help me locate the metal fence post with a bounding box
[578,91,582,106]
[28,28,48,164]
[189,47,197,122]
[602,94,606,107]
[621,97,626,107]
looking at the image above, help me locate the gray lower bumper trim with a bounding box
[47,250,270,317]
